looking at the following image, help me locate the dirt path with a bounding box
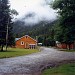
[0,47,75,75]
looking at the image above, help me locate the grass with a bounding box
[0,47,39,58]
[58,49,75,52]
[42,63,75,75]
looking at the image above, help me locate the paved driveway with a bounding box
[0,47,75,75]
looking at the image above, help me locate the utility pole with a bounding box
[6,18,9,51]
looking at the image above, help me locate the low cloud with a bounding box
[10,0,57,25]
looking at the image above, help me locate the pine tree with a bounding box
[0,0,14,51]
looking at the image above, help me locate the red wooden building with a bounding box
[15,35,37,49]
[56,41,74,49]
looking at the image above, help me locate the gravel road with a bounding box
[0,47,75,75]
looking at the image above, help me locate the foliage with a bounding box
[52,0,75,50]
[0,0,15,51]
[42,63,75,75]
[10,9,18,16]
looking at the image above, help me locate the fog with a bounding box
[10,0,57,25]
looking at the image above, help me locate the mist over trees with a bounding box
[10,0,75,49]
[13,20,57,46]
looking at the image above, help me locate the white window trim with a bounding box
[21,41,24,45]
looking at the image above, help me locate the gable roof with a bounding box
[15,38,20,41]
[15,35,37,42]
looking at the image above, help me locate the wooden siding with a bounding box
[15,35,37,49]
[56,43,74,49]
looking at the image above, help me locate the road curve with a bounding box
[0,47,75,75]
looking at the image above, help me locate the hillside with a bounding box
[13,20,57,46]
[13,20,56,37]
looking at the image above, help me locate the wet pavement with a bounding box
[0,47,75,75]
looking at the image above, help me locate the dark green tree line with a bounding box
[52,0,75,50]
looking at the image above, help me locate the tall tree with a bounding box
[0,0,14,51]
[52,0,75,50]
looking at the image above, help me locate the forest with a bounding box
[0,0,75,51]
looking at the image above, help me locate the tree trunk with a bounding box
[1,45,4,51]
[66,44,67,49]
[68,44,70,50]
[73,41,75,50]
[6,45,8,51]
[67,44,70,50]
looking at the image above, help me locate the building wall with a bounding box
[56,43,74,49]
[15,36,37,49]
[61,43,67,49]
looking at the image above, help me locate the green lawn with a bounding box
[42,63,75,75]
[58,49,75,52]
[0,48,39,58]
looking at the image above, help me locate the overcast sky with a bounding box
[9,0,57,25]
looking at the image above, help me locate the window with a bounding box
[21,41,24,45]
[29,45,35,49]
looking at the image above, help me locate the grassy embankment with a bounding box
[42,63,75,75]
[0,47,39,58]
[58,49,75,52]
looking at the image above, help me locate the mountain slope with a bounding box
[13,20,57,38]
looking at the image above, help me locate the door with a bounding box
[25,43,29,49]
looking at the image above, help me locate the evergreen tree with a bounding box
[0,0,14,51]
[52,0,75,50]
